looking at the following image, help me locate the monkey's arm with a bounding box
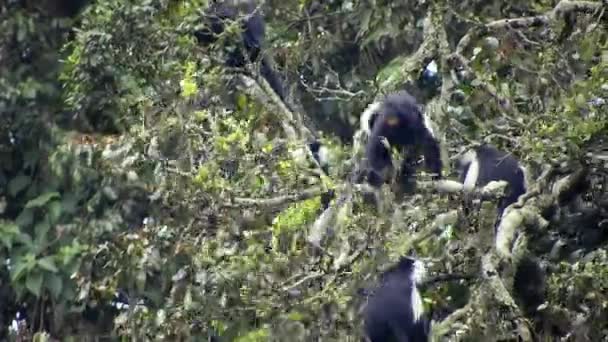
[365,133,393,187]
[259,56,286,101]
[422,135,443,179]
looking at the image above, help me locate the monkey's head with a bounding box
[381,256,427,286]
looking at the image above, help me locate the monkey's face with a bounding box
[382,112,401,128]
[372,112,407,141]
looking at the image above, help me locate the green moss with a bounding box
[233,327,270,342]
[272,197,321,235]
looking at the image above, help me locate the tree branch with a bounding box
[456,0,605,54]
[229,186,325,207]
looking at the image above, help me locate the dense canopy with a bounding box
[1,0,607,340]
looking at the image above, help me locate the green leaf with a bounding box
[46,274,63,300]
[26,271,44,297]
[0,222,20,248]
[236,93,248,110]
[287,311,304,321]
[180,78,198,98]
[34,220,51,243]
[233,327,270,342]
[47,200,63,224]
[8,174,31,197]
[15,231,34,248]
[16,208,34,228]
[38,256,59,273]
[25,192,60,209]
[10,259,31,282]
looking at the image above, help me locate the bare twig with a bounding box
[281,271,324,292]
[421,273,477,287]
[447,53,515,113]
[230,186,325,207]
[456,0,605,54]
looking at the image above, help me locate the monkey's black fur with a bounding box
[363,257,430,342]
[457,144,526,226]
[194,0,287,102]
[513,257,546,316]
[309,140,329,174]
[361,91,443,189]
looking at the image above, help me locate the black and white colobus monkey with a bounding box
[363,256,430,342]
[82,290,130,326]
[360,91,443,188]
[456,144,527,226]
[309,140,335,208]
[194,0,287,102]
[291,139,332,175]
[290,139,334,208]
[308,140,330,174]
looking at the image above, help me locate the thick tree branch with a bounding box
[238,73,330,178]
[496,166,588,259]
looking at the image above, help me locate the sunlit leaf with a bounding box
[233,327,270,342]
[38,256,59,273]
[0,222,20,248]
[10,259,30,282]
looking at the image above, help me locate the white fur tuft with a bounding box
[411,287,424,322]
[317,145,330,166]
[421,113,437,138]
[462,158,480,192]
[460,150,479,192]
[410,260,427,322]
[425,60,438,74]
[360,101,382,133]
[411,260,427,284]
[519,165,529,191]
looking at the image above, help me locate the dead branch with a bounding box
[418,179,509,201]
[230,186,325,207]
[487,1,603,30]
[421,273,476,287]
[238,73,332,178]
[456,0,605,54]
[381,5,449,91]
[446,53,515,113]
[237,74,300,140]
[479,253,533,341]
[431,301,475,340]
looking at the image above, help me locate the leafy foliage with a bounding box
[1,0,607,340]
